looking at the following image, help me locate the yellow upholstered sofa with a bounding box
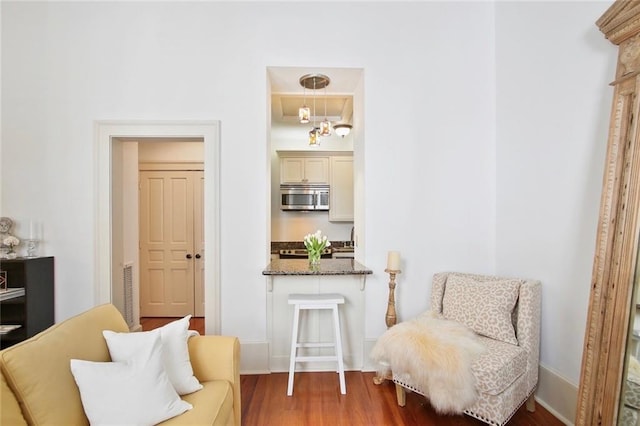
[0,304,241,426]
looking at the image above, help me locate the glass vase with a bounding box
[308,250,321,267]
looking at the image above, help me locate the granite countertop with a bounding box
[262,258,372,276]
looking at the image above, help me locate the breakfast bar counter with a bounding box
[262,258,372,372]
[262,258,372,276]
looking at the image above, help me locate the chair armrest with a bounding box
[516,280,541,391]
[188,335,241,426]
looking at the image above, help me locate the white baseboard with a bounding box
[240,340,366,373]
[535,364,576,425]
[363,338,378,371]
[239,341,270,374]
[268,354,361,373]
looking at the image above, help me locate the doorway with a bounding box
[95,121,221,335]
[266,67,365,255]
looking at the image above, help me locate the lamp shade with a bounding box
[333,123,352,137]
[309,128,319,146]
[320,120,331,136]
[299,106,310,124]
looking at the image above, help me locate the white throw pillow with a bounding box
[103,316,202,395]
[70,333,192,426]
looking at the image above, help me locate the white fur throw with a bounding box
[370,311,486,414]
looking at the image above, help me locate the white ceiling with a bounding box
[268,67,362,125]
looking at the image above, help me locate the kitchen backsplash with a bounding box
[271,241,354,254]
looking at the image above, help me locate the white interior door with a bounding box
[139,170,204,317]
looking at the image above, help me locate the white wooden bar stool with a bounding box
[287,293,346,396]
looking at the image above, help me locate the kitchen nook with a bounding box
[262,258,372,373]
[267,69,369,374]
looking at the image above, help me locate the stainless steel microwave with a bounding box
[280,184,330,211]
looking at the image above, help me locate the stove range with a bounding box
[279,248,332,259]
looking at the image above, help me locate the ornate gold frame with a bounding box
[577,2,640,424]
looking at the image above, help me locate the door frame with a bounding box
[95,121,221,334]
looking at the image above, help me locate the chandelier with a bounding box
[298,74,332,146]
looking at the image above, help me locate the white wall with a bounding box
[495,1,614,387]
[1,1,613,419]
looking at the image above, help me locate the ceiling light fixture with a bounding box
[319,85,331,137]
[333,123,352,138]
[309,127,319,146]
[310,78,319,146]
[299,74,330,146]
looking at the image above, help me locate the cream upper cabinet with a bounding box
[280,157,329,184]
[329,156,354,222]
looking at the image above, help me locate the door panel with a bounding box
[148,268,165,303]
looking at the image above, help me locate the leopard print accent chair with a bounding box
[393,272,541,426]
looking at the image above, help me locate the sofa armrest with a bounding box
[188,335,241,426]
[1,371,27,426]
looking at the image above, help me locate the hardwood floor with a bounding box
[140,316,204,333]
[241,372,564,426]
[141,319,563,425]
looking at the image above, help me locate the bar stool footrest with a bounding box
[297,342,335,348]
[295,355,339,362]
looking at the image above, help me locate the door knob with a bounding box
[186,254,193,259]
[195,254,201,259]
